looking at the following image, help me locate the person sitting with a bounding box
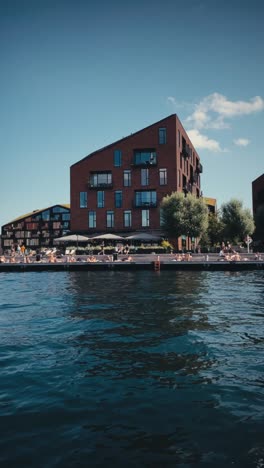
[0,255,6,263]
[231,253,241,261]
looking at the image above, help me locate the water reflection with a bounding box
[0,270,263,467]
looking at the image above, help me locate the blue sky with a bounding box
[1,0,263,228]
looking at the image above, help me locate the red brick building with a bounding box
[252,173,264,215]
[70,114,203,239]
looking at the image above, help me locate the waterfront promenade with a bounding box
[0,253,263,272]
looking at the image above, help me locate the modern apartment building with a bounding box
[252,173,264,215]
[70,114,203,241]
[1,204,70,251]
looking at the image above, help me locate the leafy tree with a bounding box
[160,192,208,246]
[221,198,255,243]
[207,212,224,246]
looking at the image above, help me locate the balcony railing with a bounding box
[131,159,157,168]
[133,201,157,208]
[88,182,113,189]
[190,173,198,184]
[196,163,203,174]
[181,145,191,159]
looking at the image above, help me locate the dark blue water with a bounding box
[0,270,263,467]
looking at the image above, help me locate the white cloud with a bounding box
[187,129,222,152]
[233,138,250,147]
[184,93,264,130]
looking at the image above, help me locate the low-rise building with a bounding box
[1,204,70,252]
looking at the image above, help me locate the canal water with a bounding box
[0,270,263,467]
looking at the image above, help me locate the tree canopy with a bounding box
[221,198,255,243]
[160,192,208,240]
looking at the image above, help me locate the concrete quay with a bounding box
[0,253,263,272]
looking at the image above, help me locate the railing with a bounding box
[133,201,157,208]
[181,145,191,158]
[196,163,203,174]
[88,182,113,189]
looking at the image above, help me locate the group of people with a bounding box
[173,253,193,262]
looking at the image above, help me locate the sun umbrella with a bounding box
[125,233,162,241]
[91,233,125,240]
[54,234,90,250]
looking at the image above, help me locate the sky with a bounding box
[0,0,263,228]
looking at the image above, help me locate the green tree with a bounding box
[207,212,224,246]
[221,198,255,243]
[160,192,208,246]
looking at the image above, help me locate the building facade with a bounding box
[1,204,70,251]
[203,197,217,215]
[252,173,264,215]
[70,114,203,238]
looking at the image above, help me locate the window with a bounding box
[124,210,132,227]
[53,222,61,229]
[178,130,181,147]
[62,213,70,221]
[42,210,50,221]
[159,127,167,144]
[89,211,96,228]
[114,149,122,167]
[178,170,181,187]
[141,168,149,186]
[115,191,122,208]
[142,210,150,227]
[135,191,157,207]
[80,192,87,208]
[134,150,157,165]
[90,172,112,187]
[124,170,131,187]
[106,211,114,228]
[97,191,105,208]
[53,206,69,213]
[159,168,167,185]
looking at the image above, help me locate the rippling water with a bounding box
[0,270,264,467]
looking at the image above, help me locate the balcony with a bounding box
[196,163,203,174]
[190,173,198,185]
[133,201,157,208]
[88,182,113,189]
[181,145,191,159]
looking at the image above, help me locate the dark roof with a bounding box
[3,204,70,226]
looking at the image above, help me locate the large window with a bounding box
[124,210,132,227]
[124,170,131,187]
[80,192,87,208]
[42,210,50,221]
[114,149,122,167]
[135,191,157,207]
[159,127,167,144]
[106,211,114,228]
[159,168,167,185]
[142,210,150,227]
[97,191,105,208]
[141,168,149,186]
[53,206,69,213]
[115,191,122,208]
[134,150,157,165]
[89,211,96,228]
[90,172,112,188]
